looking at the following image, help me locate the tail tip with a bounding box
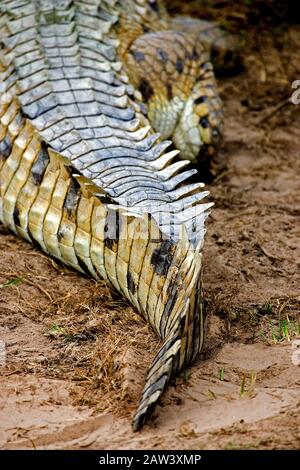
[132,409,147,432]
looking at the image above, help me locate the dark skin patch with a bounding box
[150,240,174,277]
[63,177,81,219]
[210,45,219,63]
[187,48,199,61]
[31,141,50,186]
[0,134,12,159]
[27,226,42,250]
[132,49,145,63]
[14,112,23,128]
[96,193,111,205]
[104,208,120,252]
[166,83,173,101]
[175,59,184,74]
[191,288,204,360]
[191,218,197,235]
[201,62,212,74]
[151,330,180,369]
[127,271,136,295]
[199,116,209,128]
[148,0,159,13]
[77,256,89,275]
[194,95,207,105]
[57,227,64,242]
[139,78,154,101]
[157,48,169,63]
[171,346,180,376]
[13,205,20,227]
[159,279,178,337]
[142,375,168,400]
[142,24,150,33]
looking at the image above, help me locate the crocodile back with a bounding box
[0,0,211,430]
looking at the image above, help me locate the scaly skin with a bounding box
[117,0,224,162]
[0,0,220,431]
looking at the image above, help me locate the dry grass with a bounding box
[0,231,158,418]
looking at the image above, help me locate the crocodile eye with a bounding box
[199,116,209,128]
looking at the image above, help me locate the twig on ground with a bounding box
[255,98,293,125]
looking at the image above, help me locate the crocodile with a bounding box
[0,0,225,431]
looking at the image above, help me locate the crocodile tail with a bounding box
[132,244,206,431]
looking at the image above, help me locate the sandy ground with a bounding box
[0,1,300,450]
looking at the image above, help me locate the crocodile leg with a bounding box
[123,29,223,163]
